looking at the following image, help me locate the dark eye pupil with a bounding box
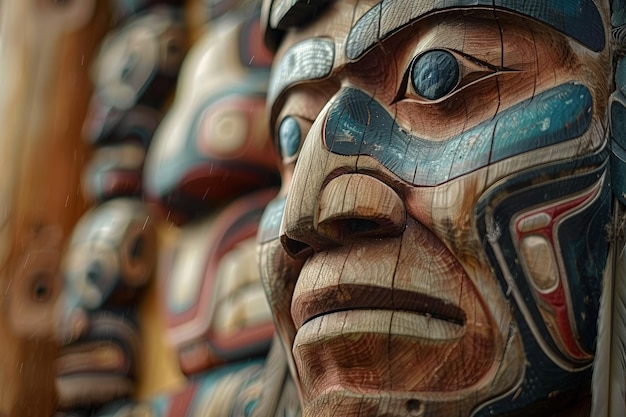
[411,50,460,100]
[278,116,301,158]
[130,235,144,261]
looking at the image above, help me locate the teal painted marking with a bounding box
[324,83,592,186]
[279,116,302,158]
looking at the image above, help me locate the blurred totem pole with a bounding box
[55,2,188,415]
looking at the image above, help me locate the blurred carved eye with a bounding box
[129,235,144,262]
[400,48,501,103]
[410,50,460,100]
[31,272,52,302]
[120,53,138,80]
[85,261,103,285]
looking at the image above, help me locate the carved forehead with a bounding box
[347,0,606,59]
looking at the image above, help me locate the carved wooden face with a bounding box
[144,14,278,221]
[261,1,612,416]
[162,190,277,375]
[144,14,279,374]
[58,199,156,344]
[84,6,186,144]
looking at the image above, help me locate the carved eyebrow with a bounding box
[267,37,335,107]
[346,0,606,60]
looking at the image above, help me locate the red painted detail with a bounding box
[514,185,599,361]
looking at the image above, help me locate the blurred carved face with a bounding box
[260,1,612,416]
[144,14,279,374]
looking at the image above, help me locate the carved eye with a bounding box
[411,50,460,100]
[31,272,53,302]
[279,117,301,159]
[400,48,500,103]
[129,235,144,262]
[120,53,138,80]
[277,115,311,162]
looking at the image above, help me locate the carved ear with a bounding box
[37,0,97,32]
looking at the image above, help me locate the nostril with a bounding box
[346,218,379,234]
[316,174,406,242]
[281,235,314,259]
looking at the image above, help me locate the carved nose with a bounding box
[317,174,406,241]
[283,174,405,253]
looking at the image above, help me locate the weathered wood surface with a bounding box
[260,0,616,416]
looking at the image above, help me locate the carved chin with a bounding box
[290,219,513,416]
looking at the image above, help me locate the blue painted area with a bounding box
[245,398,259,416]
[411,50,459,100]
[324,84,592,185]
[495,0,605,51]
[612,95,626,148]
[279,116,302,158]
[188,361,265,413]
[346,0,605,60]
[268,38,335,107]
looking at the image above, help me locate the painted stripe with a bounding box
[324,83,592,185]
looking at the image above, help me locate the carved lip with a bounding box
[291,283,466,329]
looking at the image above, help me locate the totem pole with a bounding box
[259,1,620,416]
[135,8,299,415]
[55,4,187,414]
[0,2,110,416]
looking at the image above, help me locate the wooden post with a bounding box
[0,1,110,416]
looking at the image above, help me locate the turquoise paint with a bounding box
[324,83,592,186]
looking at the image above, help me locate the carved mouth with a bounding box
[291,284,466,329]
